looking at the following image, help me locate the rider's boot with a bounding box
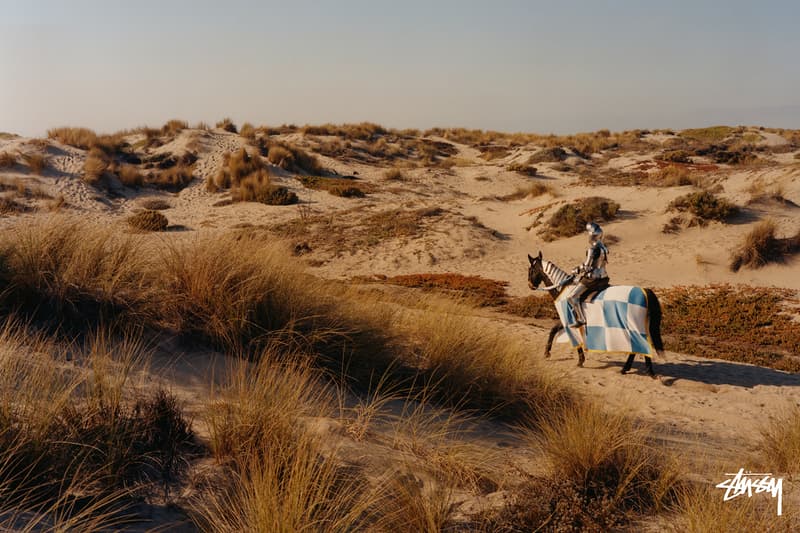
[568,299,586,327]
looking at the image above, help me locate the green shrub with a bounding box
[679,126,734,142]
[539,197,620,241]
[667,191,737,222]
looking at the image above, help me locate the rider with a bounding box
[566,222,609,327]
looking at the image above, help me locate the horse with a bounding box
[526,251,664,377]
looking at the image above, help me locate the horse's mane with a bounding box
[542,259,571,287]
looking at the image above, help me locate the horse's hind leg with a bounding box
[545,323,562,359]
[577,347,585,367]
[645,356,656,378]
[621,353,635,374]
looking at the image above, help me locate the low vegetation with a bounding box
[502,294,559,319]
[208,148,262,191]
[670,484,792,533]
[679,125,735,143]
[206,149,297,205]
[152,164,195,191]
[538,197,620,241]
[298,175,368,198]
[384,168,406,180]
[139,198,171,210]
[506,162,538,176]
[126,209,169,232]
[3,118,799,529]
[528,147,568,163]
[261,139,325,175]
[21,153,47,174]
[488,404,679,531]
[232,169,298,205]
[0,325,195,529]
[730,219,800,272]
[666,190,738,226]
[759,406,800,474]
[379,273,509,306]
[215,118,237,133]
[0,197,28,215]
[500,182,552,201]
[0,152,17,168]
[660,285,800,372]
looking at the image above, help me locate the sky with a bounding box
[2,0,799,137]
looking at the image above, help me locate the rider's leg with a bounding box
[566,282,588,327]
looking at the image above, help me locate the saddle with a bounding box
[579,277,611,304]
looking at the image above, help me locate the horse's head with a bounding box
[527,251,545,290]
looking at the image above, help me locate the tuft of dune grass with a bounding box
[669,483,795,532]
[0,322,193,527]
[758,405,800,474]
[383,168,406,181]
[529,402,679,512]
[0,217,573,424]
[191,431,373,533]
[730,219,800,272]
[216,118,238,133]
[232,169,298,205]
[21,153,47,175]
[489,402,680,530]
[195,352,374,532]
[0,152,17,168]
[126,209,169,232]
[0,218,155,328]
[500,182,552,201]
[47,127,99,150]
[206,352,334,461]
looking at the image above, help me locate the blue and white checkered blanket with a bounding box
[555,285,657,356]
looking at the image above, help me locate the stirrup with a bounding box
[569,318,586,328]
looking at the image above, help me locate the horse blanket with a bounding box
[555,285,656,356]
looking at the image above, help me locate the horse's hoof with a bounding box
[578,362,584,368]
[649,372,657,379]
[544,352,551,359]
[620,368,628,375]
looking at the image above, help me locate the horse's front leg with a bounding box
[645,356,656,378]
[544,322,562,359]
[576,347,585,367]
[621,353,635,374]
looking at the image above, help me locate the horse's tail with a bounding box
[644,288,665,355]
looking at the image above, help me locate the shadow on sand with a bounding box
[599,357,800,388]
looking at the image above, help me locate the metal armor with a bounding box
[566,234,609,327]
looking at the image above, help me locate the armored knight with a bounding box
[566,222,609,327]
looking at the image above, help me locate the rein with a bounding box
[535,275,575,292]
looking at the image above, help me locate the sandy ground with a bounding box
[1,126,799,524]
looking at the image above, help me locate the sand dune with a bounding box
[1,123,798,529]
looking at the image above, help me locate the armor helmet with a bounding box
[586,222,603,243]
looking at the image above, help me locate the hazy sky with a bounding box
[2,0,799,137]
